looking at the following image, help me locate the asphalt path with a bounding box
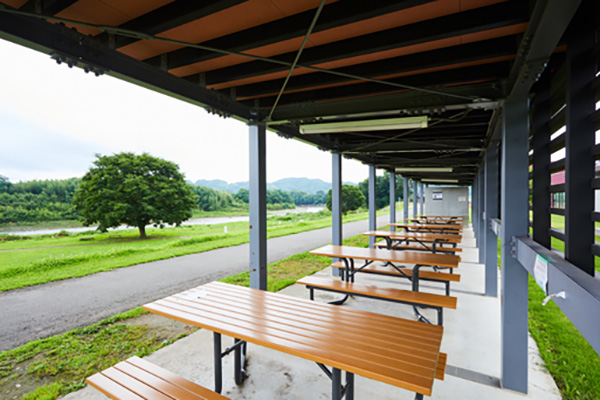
[0,215,391,351]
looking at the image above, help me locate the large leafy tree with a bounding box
[74,153,198,238]
[358,172,405,210]
[326,184,365,214]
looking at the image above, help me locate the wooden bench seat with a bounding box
[86,356,229,400]
[373,242,462,253]
[297,275,457,325]
[436,353,447,380]
[356,264,460,296]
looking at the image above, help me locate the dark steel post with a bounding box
[369,165,377,247]
[419,181,425,216]
[484,145,499,297]
[249,122,267,290]
[565,5,596,275]
[332,152,343,276]
[412,180,417,217]
[332,367,342,400]
[501,98,530,393]
[390,173,397,232]
[531,70,552,248]
[403,177,409,221]
[478,167,485,264]
[473,175,478,243]
[213,332,222,393]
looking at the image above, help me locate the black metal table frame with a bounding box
[318,257,444,325]
[212,331,356,399]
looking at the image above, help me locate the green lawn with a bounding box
[0,207,391,292]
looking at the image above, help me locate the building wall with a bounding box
[424,187,469,216]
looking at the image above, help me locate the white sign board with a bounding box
[458,196,467,202]
[432,192,443,200]
[533,255,548,294]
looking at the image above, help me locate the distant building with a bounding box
[550,161,600,210]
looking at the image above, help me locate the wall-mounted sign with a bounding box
[432,192,443,200]
[533,255,549,295]
[458,196,466,202]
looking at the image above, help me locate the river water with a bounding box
[1,206,325,236]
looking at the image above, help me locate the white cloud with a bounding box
[0,38,370,184]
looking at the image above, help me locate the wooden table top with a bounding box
[363,230,462,243]
[143,281,444,397]
[407,218,462,225]
[310,245,460,268]
[391,223,462,231]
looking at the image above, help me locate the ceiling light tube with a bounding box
[395,167,453,173]
[422,179,459,183]
[299,116,428,134]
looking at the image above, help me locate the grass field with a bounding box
[0,207,390,292]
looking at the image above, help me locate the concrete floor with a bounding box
[66,226,561,399]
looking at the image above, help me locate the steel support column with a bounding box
[403,177,409,221]
[484,146,499,297]
[369,166,377,248]
[565,4,596,275]
[501,98,530,393]
[249,122,267,290]
[419,182,425,216]
[412,180,418,218]
[390,173,396,232]
[332,152,342,276]
[473,175,478,242]
[531,71,552,248]
[478,167,485,264]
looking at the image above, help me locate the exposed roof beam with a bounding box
[202,1,528,85]
[0,11,252,121]
[339,139,485,153]
[507,0,581,100]
[226,36,518,99]
[96,0,247,49]
[270,82,504,121]
[19,0,77,14]
[146,0,434,68]
[246,61,510,108]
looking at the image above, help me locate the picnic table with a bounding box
[143,281,446,400]
[363,230,461,254]
[407,217,462,225]
[309,245,459,292]
[390,223,462,235]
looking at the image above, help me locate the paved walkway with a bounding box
[0,215,390,351]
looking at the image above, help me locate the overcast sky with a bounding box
[0,39,372,185]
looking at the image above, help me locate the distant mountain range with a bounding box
[192,177,357,194]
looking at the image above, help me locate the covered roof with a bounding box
[0,0,573,184]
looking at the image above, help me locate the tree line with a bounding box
[0,175,327,225]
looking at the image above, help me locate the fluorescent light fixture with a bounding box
[422,179,459,183]
[395,167,453,173]
[299,116,428,134]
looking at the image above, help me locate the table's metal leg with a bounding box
[412,265,422,292]
[213,332,222,394]
[309,287,314,300]
[345,372,354,400]
[234,338,247,385]
[437,307,444,326]
[414,393,424,400]
[332,368,342,400]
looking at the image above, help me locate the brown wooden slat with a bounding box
[180,287,442,352]
[391,223,463,231]
[199,284,443,345]
[364,230,462,243]
[144,301,437,395]
[156,296,438,375]
[86,372,146,400]
[205,282,443,338]
[435,353,447,381]
[310,245,460,268]
[296,276,457,309]
[101,368,174,400]
[125,357,228,400]
[356,264,461,282]
[373,242,463,252]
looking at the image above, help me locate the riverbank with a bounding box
[0,206,325,236]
